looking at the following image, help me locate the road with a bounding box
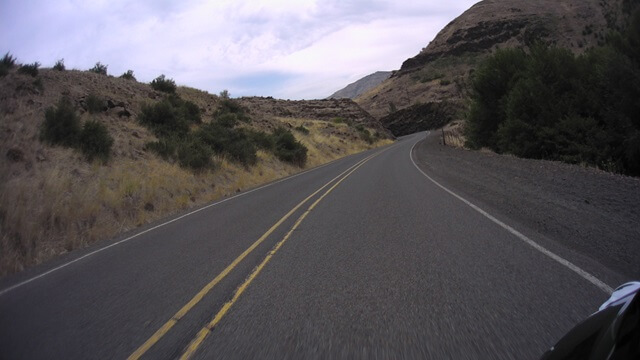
[0,132,620,359]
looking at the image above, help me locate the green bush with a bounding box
[177,137,212,170]
[465,48,527,149]
[78,120,113,162]
[120,70,135,80]
[85,94,105,114]
[216,98,249,122]
[358,128,374,144]
[144,139,177,160]
[168,95,201,124]
[53,59,65,71]
[196,123,257,166]
[247,129,276,150]
[89,62,107,75]
[1,52,16,67]
[271,127,307,167]
[40,97,81,147]
[139,99,190,138]
[150,74,176,93]
[18,62,40,77]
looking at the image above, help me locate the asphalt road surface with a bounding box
[0,132,622,359]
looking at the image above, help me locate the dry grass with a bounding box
[0,68,393,276]
[276,117,393,167]
[442,120,466,148]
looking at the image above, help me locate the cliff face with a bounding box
[328,71,392,100]
[356,0,627,129]
[237,96,392,136]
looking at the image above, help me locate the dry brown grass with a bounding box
[441,120,466,148]
[0,67,393,276]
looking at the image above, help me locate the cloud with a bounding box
[0,0,478,99]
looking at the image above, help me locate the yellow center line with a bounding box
[179,152,380,360]
[127,152,380,360]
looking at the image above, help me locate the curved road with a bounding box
[0,132,617,359]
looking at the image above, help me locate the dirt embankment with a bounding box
[414,133,640,280]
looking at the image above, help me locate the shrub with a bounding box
[272,127,307,167]
[120,70,136,80]
[167,95,201,124]
[217,113,239,128]
[196,123,257,166]
[85,94,105,114]
[89,62,108,75]
[144,139,177,160]
[358,128,374,144]
[18,62,40,77]
[1,52,16,67]
[219,89,230,99]
[139,100,190,138]
[247,129,276,150]
[294,125,310,135]
[53,59,65,71]
[78,120,113,162]
[150,74,176,93]
[332,117,346,124]
[216,98,249,122]
[40,97,81,147]
[177,137,212,170]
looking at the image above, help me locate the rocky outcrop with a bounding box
[237,96,392,136]
[380,102,456,136]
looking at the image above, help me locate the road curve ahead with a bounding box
[0,132,617,359]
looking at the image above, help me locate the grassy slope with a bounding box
[0,68,392,276]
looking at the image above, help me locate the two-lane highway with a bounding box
[0,132,617,359]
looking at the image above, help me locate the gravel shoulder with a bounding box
[413,132,640,280]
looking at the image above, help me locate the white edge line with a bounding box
[409,132,613,294]
[0,150,374,297]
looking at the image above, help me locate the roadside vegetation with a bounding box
[140,91,308,170]
[40,97,114,162]
[465,10,640,176]
[0,66,390,276]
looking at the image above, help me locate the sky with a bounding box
[1,0,478,99]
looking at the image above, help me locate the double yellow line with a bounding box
[128,148,387,360]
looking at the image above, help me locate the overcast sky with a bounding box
[1,0,477,99]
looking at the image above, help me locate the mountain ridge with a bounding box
[328,71,392,100]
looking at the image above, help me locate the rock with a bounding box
[6,148,24,162]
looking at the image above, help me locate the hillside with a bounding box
[356,0,628,133]
[328,71,392,100]
[0,66,392,276]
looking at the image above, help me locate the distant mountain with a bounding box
[328,71,392,100]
